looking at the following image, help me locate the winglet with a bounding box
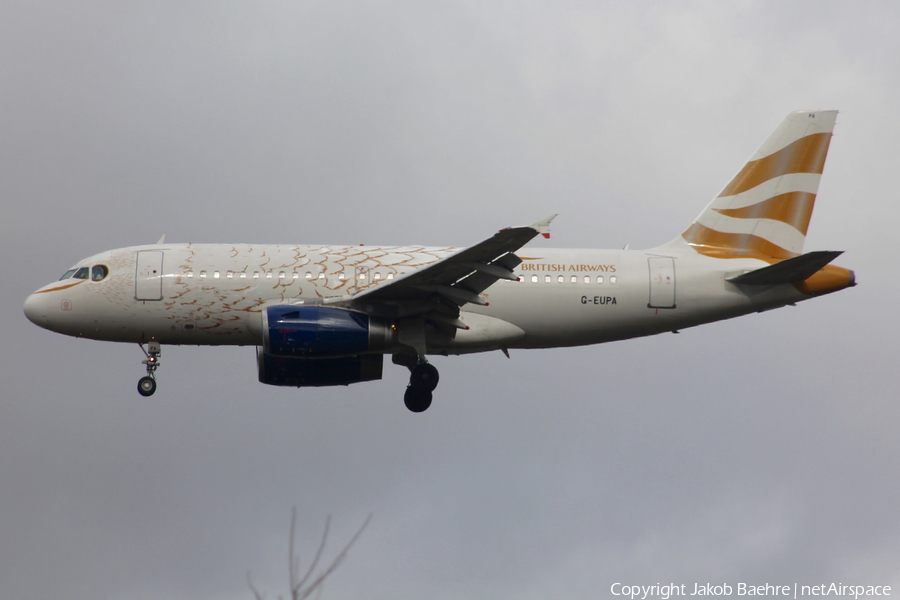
[531,214,557,239]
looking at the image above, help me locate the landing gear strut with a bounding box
[401,359,440,413]
[137,341,161,397]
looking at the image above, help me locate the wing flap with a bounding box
[459,260,517,281]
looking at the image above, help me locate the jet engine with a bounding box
[257,349,383,387]
[256,305,391,387]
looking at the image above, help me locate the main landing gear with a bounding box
[403,361,440,413]
[137,341,161,397]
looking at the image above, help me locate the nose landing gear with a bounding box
[137,341,161,397]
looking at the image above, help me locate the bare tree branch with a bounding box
[294,512,329,595]
[296,513,372,600]
[248,510,373,600]
[247,571,267,600]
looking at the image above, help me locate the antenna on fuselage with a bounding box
[156,234,166,245]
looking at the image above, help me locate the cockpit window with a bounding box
[59,269,77,281]
[92,265,109,281]
[72,267,89,280]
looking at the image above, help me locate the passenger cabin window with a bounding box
[266,271,273,279]
[226,271,234,278]
[339,273,346,280]
[213,271,220,279]
[570,275,577,283]
[531,275,538,283]
[374,273,382,280]
[597,276,603,284]
[544,275,551,283]
[305,272,312,280]
[200,271,207,279]
[292,272,299,280]
[610,276,617,284]
[240,271,247,279]
[278,271,285,279]
[558,275,564,283]
[91,265,109,281]
[584,276,590,284]
[387,273,394,280]
[186,271,194,278]
[252,271,259,279]
[318,273,325,280]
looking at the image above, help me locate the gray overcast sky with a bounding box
[2,1,897,599]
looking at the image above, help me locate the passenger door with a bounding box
[135,250,164,301]
[648,257,676,309]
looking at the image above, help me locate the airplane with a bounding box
[23,110,855,412]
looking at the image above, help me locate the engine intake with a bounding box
[262,305,392,358]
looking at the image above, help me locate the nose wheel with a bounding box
[138,376,157,396]
[137,341,161,397]
[403,361,440,413]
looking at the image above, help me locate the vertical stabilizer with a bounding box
[681,110,837,261]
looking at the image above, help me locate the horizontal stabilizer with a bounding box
[728,251,843,285]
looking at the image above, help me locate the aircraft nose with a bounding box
[23,292,49,327]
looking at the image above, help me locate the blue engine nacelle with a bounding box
[262,305,392,358]
[257,349,383,387]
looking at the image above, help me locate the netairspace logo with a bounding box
[609,583,892,600]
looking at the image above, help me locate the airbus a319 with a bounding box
[24,111,855,412]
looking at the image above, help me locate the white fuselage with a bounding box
[24,241,810,354]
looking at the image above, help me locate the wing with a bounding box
[345,215,556,331]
